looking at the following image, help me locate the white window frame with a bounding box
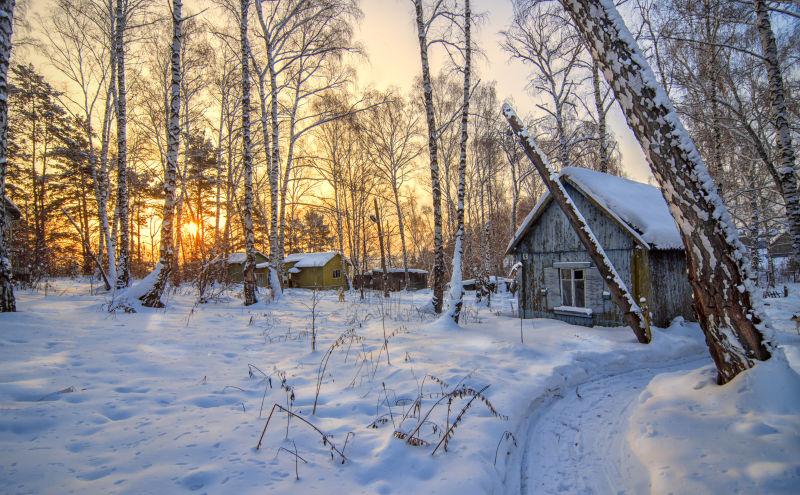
[560,268,586,307]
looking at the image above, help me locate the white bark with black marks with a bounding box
[0,0,16,312]
[241,0,258,306]
[140,0,182,308]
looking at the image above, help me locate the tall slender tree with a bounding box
[140,0,182,307]
[753,0,799,258]
[413,0,445,313]
[0,0,16,312]
[446,0,470,323]
[241,0,258,306]
[114,0,130,288]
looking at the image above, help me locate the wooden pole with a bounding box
[502,103,651,344]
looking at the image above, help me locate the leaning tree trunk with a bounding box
[446,0,470,323]
[114,0,130,289]
[240,0,257,306]
[413,0,444,313]
[140,0,182,308]
[0,0,16,312]
[560,0,771,383]
[504,104,651,344]
[753,0,800,258]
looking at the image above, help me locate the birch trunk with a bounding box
[753,0,799,258]
[114,0,130,288]
[560,0,771,383]
[0,0,15,312]
[446,0,470,323]
[241,0,257,306]
[100,4,117,284]
[413,0,444,313]
[373,198,389,298]
[592,62,609,173]
[504,104,651,344]
[140,0,182,308]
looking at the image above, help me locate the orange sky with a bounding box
[352,0,653,183]
[22,0,653,183]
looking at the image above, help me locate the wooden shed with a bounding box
[282,251,348,289]
[360,268,428,291]
[507,167,695,328]
[226,250,270,286]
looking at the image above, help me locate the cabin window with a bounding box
[332,269,341,279]
[560,268,586,307]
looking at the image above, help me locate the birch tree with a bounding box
[753,0,799,258]
[241,0,258,305]
[446,0,470,323]
[559,0,772,384]
[139,0,182,308]
[412,0,446,313]
[113,0,131,288]
[0,0,16,312]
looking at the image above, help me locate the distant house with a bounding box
[283,251,347,289]
[461,276,512,293]
[355,268,428,291]
[507,167,695,328]
[226,250,270,286]
[2,195,20,227]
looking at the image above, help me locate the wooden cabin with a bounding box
[356,268,428,291]
[226,250,270,286]
[2,195,20,227]
[507,167,695,328]
[282,251,348,289]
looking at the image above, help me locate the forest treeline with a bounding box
[2,0,796,292]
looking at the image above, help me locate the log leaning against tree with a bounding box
[502,104,651,344]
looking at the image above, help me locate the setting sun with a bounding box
[183,222,199,237]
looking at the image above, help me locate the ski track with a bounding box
[517,355,708,495]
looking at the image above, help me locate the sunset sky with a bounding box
[352,0,653,182]
[21,0,653,183]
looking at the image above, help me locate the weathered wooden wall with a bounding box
[648,250,696,326]
[513,182,695,327]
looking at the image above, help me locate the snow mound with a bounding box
[628,356,800,493]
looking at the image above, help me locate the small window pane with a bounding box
[575,279,585,307]
[574,269,584,280]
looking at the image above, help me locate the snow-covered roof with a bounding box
[227,251,267,264]
[283,251,340,268]
[507,167,683,253]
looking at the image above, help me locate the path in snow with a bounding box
[518,356,709,495]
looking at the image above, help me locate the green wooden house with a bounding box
[282,251,348,289]
[226,250,270,286]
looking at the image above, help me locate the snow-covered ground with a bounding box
[0,280,798,494]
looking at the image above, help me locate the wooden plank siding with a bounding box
[513,182,695,328]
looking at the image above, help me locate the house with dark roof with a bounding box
[507,167,695,328]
